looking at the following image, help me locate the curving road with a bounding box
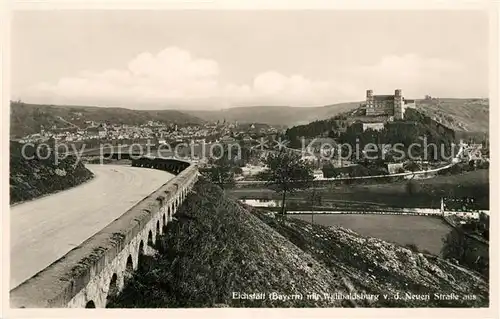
[10,164,174,290]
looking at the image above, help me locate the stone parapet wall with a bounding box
[10,158,198,308]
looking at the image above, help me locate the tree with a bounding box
[322,162,339,178]
[203,157,235,189]
[257,150,314,216]
[404,243,420,252]
[441,228,468,263]
[405,180,420,195]
[441,228,488,278]
[202,146,236,189]
[396,167,406,174]
[478,212,490,240]
[306,188,322,224]
[234,144,252,167]
[403,160,421,173]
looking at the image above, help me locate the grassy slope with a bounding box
[109,179,360,308]
[108,179,488,308]
[10,102,203,138]
[251,208,488,307]
[415,98,489,133]
[9,141,94,204]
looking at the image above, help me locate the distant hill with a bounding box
[10,98,488,138]
[10,102,204,138]
[184,98,489,131]
[415,98,489,133]
[184,102,362,127]
[285,98,489,140]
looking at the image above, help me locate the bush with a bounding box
[396,167,406,174]
[405,180,420,195]
[322,163,338,178]
[404,243,420,252]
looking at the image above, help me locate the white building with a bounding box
[362,122,385,132]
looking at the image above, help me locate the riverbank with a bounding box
[229,169,489,209]
[291,214,451,256]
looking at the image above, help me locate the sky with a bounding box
[11,10,489,110]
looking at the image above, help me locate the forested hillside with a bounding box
[10,141,94,204]
[10,102,203,138]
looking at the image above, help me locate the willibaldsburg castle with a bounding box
[365,89,416,120]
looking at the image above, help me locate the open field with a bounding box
[291,214,451,256]
[355,169,489,194]
[229,169,489,209]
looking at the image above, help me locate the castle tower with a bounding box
[394,89,404,120]
[366,89,374,115]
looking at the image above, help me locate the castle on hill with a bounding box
[365,89,416,120]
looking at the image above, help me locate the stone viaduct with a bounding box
[10,157,198,308]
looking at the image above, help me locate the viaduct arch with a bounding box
[10,157,198,308]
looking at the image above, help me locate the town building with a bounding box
[86,126,107,139]
[387,162,405,174]
[362,122,385,132]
